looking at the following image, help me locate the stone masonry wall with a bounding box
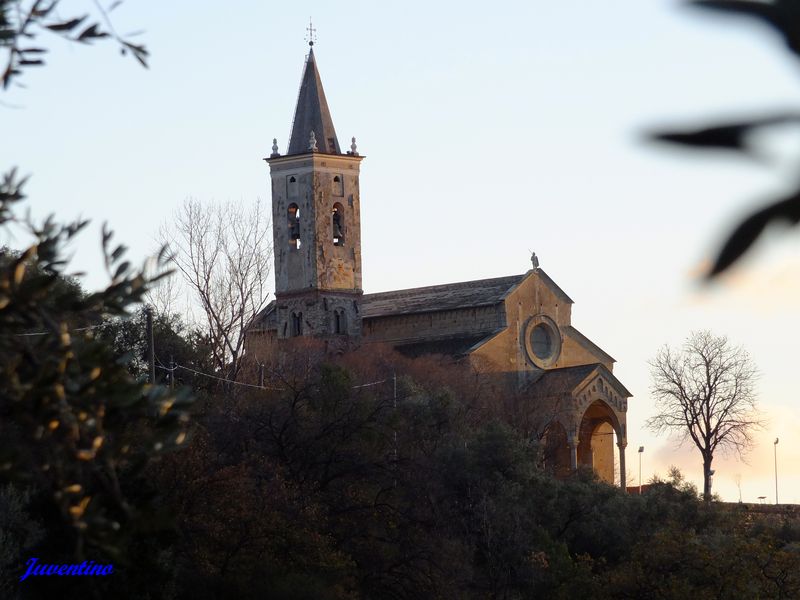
[362,304,504,344]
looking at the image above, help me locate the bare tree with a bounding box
[161,198,272,383]
[647,330,764,501]
[145,260,181,319]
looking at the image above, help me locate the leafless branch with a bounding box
[160,198,272,384]
[646,330,765,500]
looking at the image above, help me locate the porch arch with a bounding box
[576,399,626,487]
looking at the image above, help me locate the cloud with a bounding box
[642,403,800,502]
[682,254,800,313]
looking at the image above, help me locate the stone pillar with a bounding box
[568,432,578,471]
[617,440,627,491]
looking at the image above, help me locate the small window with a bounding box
[334,309,346,334]
[523,317,561,367]
[288,203,300,248]
[291,312,303,337]
[332,174,344,196]
[287,175,298,197]
[332,202,345,246]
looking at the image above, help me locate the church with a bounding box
[248,42,632,488]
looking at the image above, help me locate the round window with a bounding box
[523,316,561,367]
[530,324,553,359]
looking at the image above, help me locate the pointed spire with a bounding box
[287,48,341,155]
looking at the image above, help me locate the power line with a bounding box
[7,315,393,394]
[7,322,110,337]
[352,379,388,389]
[157,360,390,393]
[154,355,172,371]
[173,363,284,391]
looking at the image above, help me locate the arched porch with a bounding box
[576,399,624,486]
[528,363,631,490]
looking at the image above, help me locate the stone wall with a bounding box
[273,290,362,339]
[268,153,365,338]
[269,153,363,295]
[363,304,505,344]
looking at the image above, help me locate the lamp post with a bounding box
[774,438,779,505]
[638,446,644,495]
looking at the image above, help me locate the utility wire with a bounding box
[7,318,396,394]
[154,355,173,371]
[173,363,282,391]
[156,360,390,393]
[8,322,110,337]
[352,379,388,389]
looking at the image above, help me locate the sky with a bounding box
[3,0,800,503]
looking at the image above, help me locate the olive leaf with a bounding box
[709,189,800,277]
[692,0,800,57]
[651,113,800,153]
[651,2,800,277]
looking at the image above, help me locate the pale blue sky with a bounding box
[4,0,800,502]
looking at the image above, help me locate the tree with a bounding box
[98,306,214,389]
[1,6,198,597]
[647,330,764,501]
[0,182,195,600]
[160,198,272,384]
[1,0,148,90]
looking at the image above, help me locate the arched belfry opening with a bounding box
[288,203,301,248]
[332,202,344,246]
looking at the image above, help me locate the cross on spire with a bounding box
[305,18,317,47]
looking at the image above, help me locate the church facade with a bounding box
[249,45,632,488]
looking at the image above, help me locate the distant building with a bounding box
[248,45,632,487]
[627,484,653,496]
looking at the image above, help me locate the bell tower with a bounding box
[266,42,364,340]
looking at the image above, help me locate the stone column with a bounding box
[568,432,578,471]
[617,440,627,491]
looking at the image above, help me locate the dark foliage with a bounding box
[140,346,800,600]
[0,177,193,600]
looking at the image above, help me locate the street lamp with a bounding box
[774,438,779,505]
[638,446,644,495]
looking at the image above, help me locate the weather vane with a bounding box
[305,18,317,47]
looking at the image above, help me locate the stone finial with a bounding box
[531,252,540,270]
[270,138,280,158]
[308,130,318,152]
[350,136,359,156]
